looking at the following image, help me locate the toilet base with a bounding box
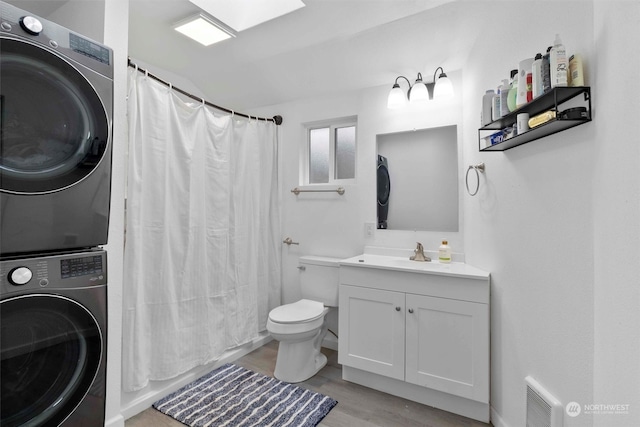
[273,328,328,383]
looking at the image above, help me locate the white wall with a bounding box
[47,0,105,42]
[592,2,640,427]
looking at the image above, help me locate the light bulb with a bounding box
[434,74,454,99]
[387,85,407,109]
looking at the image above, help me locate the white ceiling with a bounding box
[128,0,483,111]
[8,0,483,112]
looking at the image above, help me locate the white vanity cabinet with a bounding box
[338,256,490,422]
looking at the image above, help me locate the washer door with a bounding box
[0,38,109,194]
[0,294,103,427]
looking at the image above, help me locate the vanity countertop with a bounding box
[340,252,490,280]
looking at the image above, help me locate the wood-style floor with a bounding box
[125,341,492,427]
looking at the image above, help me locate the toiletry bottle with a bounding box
[482,89,495,126]
[438,240,452,263]
[516,57,534,108]
[499,79,510,116]
[542,47,552,93]
[492,90,501,121]
[569,54,585,86]
[532,53,543,98]
[507,69,518,112]
[526,72,533,102]
[550,34,568,87]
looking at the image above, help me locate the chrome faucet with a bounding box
[410,242,430,262]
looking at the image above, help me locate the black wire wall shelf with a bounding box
[479,86,591,152]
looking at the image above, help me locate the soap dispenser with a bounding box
[438,240,452,263]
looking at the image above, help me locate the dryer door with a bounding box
[0,294,103,427]
[0,37,109,194]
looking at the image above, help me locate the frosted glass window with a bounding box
[303,116,357,186]
[335,126,355,180]
[309,127,330,184]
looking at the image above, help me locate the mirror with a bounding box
[376,125,458,231]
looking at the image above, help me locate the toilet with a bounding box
[267,255,340,383]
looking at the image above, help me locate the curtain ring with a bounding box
[144,69,148,79]
[168,82,172,92]
[201,98,205,106]
[465,163,485,197]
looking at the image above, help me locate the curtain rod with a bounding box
[127,59,283,125]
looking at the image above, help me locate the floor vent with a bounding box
[525,376,563,427]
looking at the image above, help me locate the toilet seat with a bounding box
[268,299,325,324]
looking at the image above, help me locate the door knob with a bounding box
[395,306,401,311]
[408,308,414,314]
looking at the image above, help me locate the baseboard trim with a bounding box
[105,413,125,427]
[490,406,509,427]
[120,333,272,421]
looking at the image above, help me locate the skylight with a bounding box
[188,0,305,32]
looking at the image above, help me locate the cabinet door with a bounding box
[338,285,405,380]
[405,294,489,403]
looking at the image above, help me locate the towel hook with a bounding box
[466,163,485,197]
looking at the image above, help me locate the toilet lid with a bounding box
[269,299,325,324]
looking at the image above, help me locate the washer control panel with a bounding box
[0,250,107,295]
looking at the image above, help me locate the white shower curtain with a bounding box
[122,69,281,392]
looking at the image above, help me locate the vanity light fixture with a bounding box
[387,67,454,109]
[387,76,411,109]
[174,14,236,46]
[432,66,454,99]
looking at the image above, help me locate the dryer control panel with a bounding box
[0,0,113,77]
[0,250,107,295]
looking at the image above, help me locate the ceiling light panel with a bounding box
[174,14,235,46]
[188,0,305,32]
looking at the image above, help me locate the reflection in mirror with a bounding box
[376,125,458,232]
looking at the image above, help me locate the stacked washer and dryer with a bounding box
[0,2,113,426]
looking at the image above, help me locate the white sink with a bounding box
[340,252,489,279]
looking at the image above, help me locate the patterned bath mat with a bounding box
[153,363,337,427]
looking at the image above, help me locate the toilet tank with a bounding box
[299,255,341,306]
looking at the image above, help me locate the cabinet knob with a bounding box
[408,308,414,314]
[395,306,401,311]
